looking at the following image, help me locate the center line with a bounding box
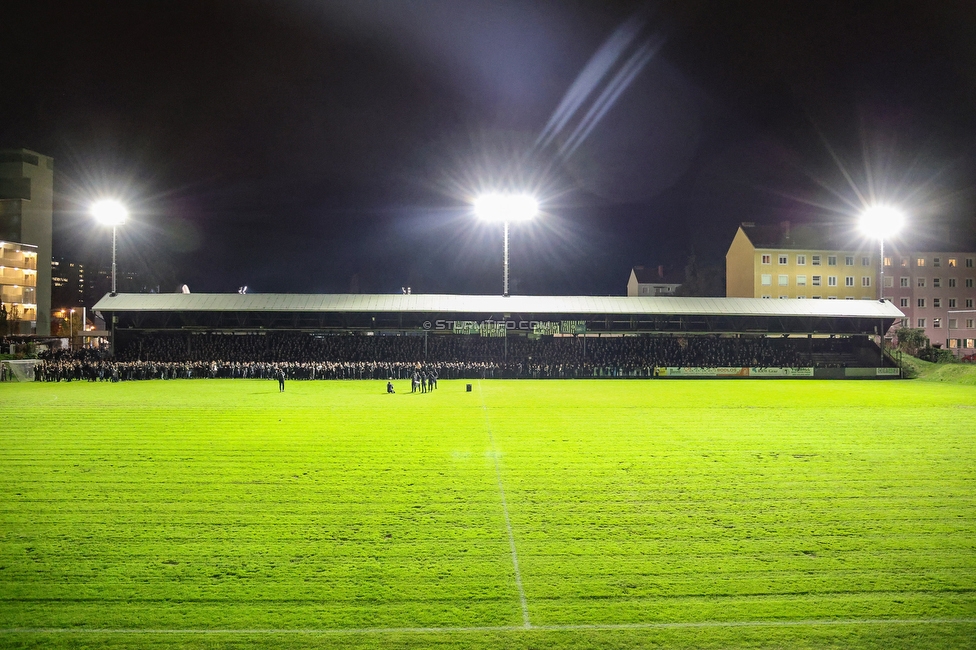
[478,381,530,628]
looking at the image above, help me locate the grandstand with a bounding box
[80,293,905,380]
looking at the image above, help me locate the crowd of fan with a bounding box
[32,332,861,382]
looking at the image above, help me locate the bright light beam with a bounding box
[474,194,538,222]
[858,204,905,240]
[91,199,128,226]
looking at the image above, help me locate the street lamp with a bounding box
[858,205,905,302]
[91,199,127,296]
[474,193,538,297]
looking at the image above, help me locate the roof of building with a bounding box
[93,292,904,319]
[738,222,972,254]
[740,222,867,251]
[631,266,684,285]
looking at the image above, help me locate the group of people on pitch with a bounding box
[410,368,437,393]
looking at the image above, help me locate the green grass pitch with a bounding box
[1,378,975,649]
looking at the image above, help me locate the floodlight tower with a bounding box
[859,205,905,302]
[91,200,128,296]
[474,193,538,297]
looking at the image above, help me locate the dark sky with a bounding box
[3,0,975,296]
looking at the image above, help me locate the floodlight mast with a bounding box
[859,205,905,303]
[474,194,538,297]
[91,200,128,296]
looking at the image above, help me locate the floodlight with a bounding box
[859,204,906,306]
[472,193,539,296]
[91,199,128,226]
[474,194,538,222]
[859,205,904,240]
[91,199,128,297]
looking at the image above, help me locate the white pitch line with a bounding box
[2,619,974,635]
[478,380,531,628]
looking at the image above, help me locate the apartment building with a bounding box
[0,241,39,333]
[627,265,683,296]
[0,148,53,334]
[885,252,976,354]
[727,222,976,355]
[726,223,877,301]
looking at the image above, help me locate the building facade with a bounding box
[727,223,976,355]
[0,149,53,335]
[627,265,683,297]
[884,252,976,354]
[726,225,877,301]
[0,241,39,334]
[52,258,88,308]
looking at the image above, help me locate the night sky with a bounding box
[3,0,975,296]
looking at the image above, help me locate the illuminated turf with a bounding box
[1,379,975,649]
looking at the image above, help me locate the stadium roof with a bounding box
[94,292,904,319]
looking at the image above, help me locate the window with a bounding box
[968,279,974,288]
[861,276,871,287]
[933,318,941,328]
[968,338,976,348]
[933,257,941,267]
[917,258,926,267]
[812,295,821,299]
[969,299,975,309]
[900,318,908,328]
[883,256,892,267]
[796,275,807,286]
[949,278,957,288]
[933,277,941,288]
[828,255,837,266]
[918,277,926,287]
[778,254,788,265]
[900,298,909,307]
[796,295,806,299]
[812,275,821,286]
[949,318,958,329]
[901,257,909,267]
[862,256,871,266]
[845,276,855,287]
[796,255,806,265]
[933,298,941,308]
[762,295,771,299]
[761,254,771,264]
[828,276,837,286]
[828,296,837,300]
[884,276,893,288]
[778,274,788,286]
[967,258,974,268]
[761,274,772,285]
[948,258,957,267]
[949,298,957,308]
[969,319,975,328]
[779,295,788,299]
[918,298,926,308]
[917,318,926,328]
[845,296,854,300]
[845,256,854,266]
[900,277,909,287]
[812,255,821,266]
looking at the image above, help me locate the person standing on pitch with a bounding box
[277,368,286,392]
[430,369,437,390]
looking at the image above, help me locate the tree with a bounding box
[895,328,928,356]
[674,254,726,297]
